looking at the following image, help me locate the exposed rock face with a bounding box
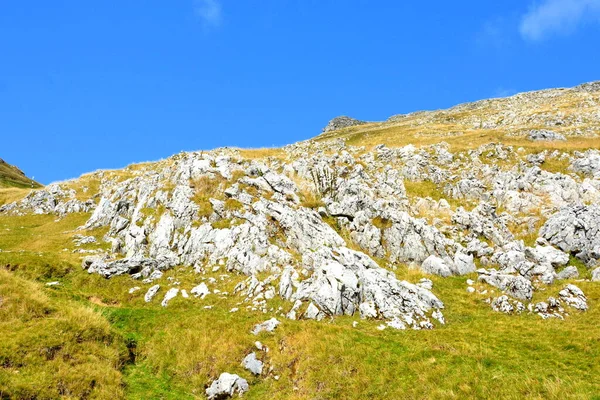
[0,183,94,217]
[322,116,366,133]
[4,102,597,328]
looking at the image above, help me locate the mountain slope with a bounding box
[0,82,599,399]
[318,80,600,149]
[0,157,41,189]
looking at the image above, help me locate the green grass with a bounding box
[0,269,125,399]
[1,208,599,399]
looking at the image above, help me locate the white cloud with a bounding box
[194,0,222,28]
[520,0,600,41]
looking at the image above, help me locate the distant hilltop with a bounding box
[0,157,41,188]
[321,80,600,138]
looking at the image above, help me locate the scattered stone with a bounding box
[559,284,588,311]
[191,283,210,298]
[206,373,249,400]
[556,266,579,280]
[251,318,280,335]
[161,288,179,307]
[144,285,160,303]
[478,270,534,300]
[242,352,263,375]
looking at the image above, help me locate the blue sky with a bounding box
[1,1,599,184]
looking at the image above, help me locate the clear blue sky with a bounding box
[1,1,599,184]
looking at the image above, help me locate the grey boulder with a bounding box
[206,373,249,400]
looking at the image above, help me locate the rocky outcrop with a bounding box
[527,130,566,141]
[322,116,366,133]
[540,204,600,264]
[0,184,94,217]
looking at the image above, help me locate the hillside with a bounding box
[0,81,599,399]
[0,158,41,189]
[318,80,600,149]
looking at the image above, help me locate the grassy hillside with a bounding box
[0,158,41,189]
[1,83,599,399]
[0,213,598,399]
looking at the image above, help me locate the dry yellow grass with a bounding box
[0,187,32,206]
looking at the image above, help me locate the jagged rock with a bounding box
[206,373,249,400]
[242,352,263,375]
[540,204,600,263]
[558,284,587,311]
[453,203,513,246]
[477,270,534,300]
[251,318,280,335]
[144,285,160,302]
[527,130,566,141]
[279,267,299,300]
[592,267,600,282]
[322,116,366,133]
[293,247,444,329]
[556,266,579,280]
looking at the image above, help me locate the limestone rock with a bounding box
[556,266,579,280]
[144,285,160,303]
[540,204,600,264]
[528,130,566,141]
[478,270,534,300]
[206,373,249,400]
[558,284,587,311]
[251,318,280,335]
[242,352,263,375]
[322,116,366,133]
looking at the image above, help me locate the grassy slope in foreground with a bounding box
[0,211,599,399]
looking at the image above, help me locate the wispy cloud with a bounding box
[493,87,517,98]
[520,0,600,41]
[194,0,222,28]
[476,17,511,48]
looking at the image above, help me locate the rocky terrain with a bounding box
[0,81,599,399]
